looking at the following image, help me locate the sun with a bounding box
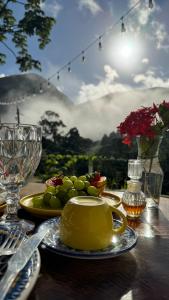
[108,34,144,72]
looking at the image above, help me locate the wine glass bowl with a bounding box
[0,123,42,229]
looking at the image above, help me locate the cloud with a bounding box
[40,1,62,18]
[142,58,149,64]
[76,65,131,103]
[0,74,5,78]
[133,70,169,88]
[78,0,102,15]
[151,21,169,50]
[128,1,169,51]
[129,0,154,26]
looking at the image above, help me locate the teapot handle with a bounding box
[110,206,127,234]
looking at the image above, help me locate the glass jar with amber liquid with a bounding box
[122,159,146,219]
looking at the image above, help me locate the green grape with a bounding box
[49,196,62,209]
[59,185,67,192]
[70,175,77,182]
[78,175,87,181]
[57,189,67,200]
[84,180,90,189]
[62,179,73,190]
[43,192,52,206]
[60,193,70,206]
[55,187,59,194]
[74,179,85,190]
[32,195,44,208]
[87,186,99,197]
[62,176,69,182]
[46,186,56,194]
[68,188,78,199]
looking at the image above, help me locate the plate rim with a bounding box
[5,249,41,300]
[102,191,121,207]
[0,203,6,212]
[38,217,138,260]
[16,250,41,300]
[19,191,122,218]
[19,192,62,216]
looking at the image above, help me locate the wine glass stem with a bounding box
[5,185,20,222]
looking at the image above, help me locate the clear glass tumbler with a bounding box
[0,123,42,231]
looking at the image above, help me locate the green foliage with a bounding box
[36,153,128,191]
[0,0,55,71]
[35,110,169,194]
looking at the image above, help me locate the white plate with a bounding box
[38,217,137,260]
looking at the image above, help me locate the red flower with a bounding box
[117,101,169,145]
[122,136,132,145]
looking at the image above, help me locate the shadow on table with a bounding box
[29,250,138,300]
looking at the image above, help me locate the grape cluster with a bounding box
[32,172,106,209]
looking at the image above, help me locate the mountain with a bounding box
[0,73,73,124]
[1,73,169,140]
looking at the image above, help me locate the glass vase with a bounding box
[136,136,164,208]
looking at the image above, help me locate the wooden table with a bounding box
[19,183,169,300]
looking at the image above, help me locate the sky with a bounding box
[1,0,169,138]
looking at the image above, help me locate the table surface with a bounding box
[16,183,169,299]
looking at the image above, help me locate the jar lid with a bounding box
[128,159,143,180]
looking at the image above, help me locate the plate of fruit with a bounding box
[19,172,121,218]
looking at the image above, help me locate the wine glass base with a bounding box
[0,217,35,233]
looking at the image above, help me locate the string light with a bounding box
[81,51,85,63]
[68,63,71,72]
[149,0,153,9]
[121,16,126,32]
[0,0,150,106]
[39,83,43,93]
[98,36,102,50]
[47,79,51,88]
[47,0,143,84]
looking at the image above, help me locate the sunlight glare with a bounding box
[108,34,144,72]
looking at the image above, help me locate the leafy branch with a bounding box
[0,0,56,71]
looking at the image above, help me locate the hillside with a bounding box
[1,74,169,140]
[0,73,73,124]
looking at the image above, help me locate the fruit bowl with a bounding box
[32,172,106,210]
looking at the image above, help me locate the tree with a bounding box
[63,127,94,154]
[0,0,55,71]
[39,110,66,145]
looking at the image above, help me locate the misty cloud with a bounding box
[76,65,131,104]
[78,0,102,15]
[142,58,149,64]
[133,70,169,88]
[1,73,169,141]
[40,1,63,18]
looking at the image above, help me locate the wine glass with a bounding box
[0,123,42,231]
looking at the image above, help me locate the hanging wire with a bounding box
[0,0,146,105]
[47,0,142,83]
